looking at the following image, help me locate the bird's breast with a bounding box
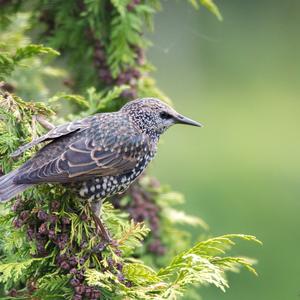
[79,152,155,201]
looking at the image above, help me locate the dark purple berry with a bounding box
[38,223,48,235]
[75,285,85,295]
[13,218,22,228]
[80,213,88,221]
[79,257,86,265]
[117,273,125,282]
[99,68,109,78]
[37,242,46,254]
[72,295,82,300]
[91,290,101,299]
[76,272,84,281]
[60,261,70,270]
[49,214,58,224]
[58,241,67,250]
[61,233,68,241]
[56,254,67,264]
[20,210,30,221]
[98,69,112,84]
[132,68,141,78]
[48,229,56,239]
[94,49,105,61]
[116,263,123,271]
[27,228,35,240]
[70,278,80,287]
[37,210,48,221]
[70,268,78,275]
[148,239,166,255]
[62,217,71,225]
[8,288,17,297]
[69,256,78,267]
[51,201,60,211]
[116,73,127,85]
[85,287,92,297]
[93,241,107,252]
[56,234,68,249]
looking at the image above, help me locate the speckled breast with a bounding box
[79,153,155,201]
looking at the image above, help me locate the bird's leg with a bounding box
[89,200,112,243]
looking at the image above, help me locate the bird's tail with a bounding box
[0,169,32,202]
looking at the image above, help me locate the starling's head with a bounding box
[121,98,202,136]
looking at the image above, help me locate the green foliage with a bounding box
[0,13,66,100]
[85,235,260,299]
[107,5,154,77]
[35,274,72,300]
[200,0,223,21]
[123,263,160,285]
[0,44,59,81]
[0,259,37,286]
[117,220,150,255]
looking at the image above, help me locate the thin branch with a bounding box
[36,115,55,130]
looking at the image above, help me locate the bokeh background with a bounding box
[148,0,300,299]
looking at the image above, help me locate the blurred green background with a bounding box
[148,0,300,299]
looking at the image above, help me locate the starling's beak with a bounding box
[175,114,203,127]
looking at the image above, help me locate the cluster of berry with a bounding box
[38,1,145,100]
[113,180,166,256]
[38,10,55,35]
[92,39,144,100]
[11,198,106,300]
[54,249,102,300]
[13,200,72,255]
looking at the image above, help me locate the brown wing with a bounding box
[14,130,151,184]
[11,117,93,158]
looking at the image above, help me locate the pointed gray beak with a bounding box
[175,114,203,127]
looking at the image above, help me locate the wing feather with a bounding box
[11,117,93,157]
[14,131,152,184]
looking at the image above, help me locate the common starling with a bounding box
[0,98,201,239]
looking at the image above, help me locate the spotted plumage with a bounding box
[0,98,201,233]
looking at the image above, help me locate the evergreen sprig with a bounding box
[0,44,59,81]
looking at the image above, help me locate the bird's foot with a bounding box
[92,216,120,249]
[92,213,112,243]
[88,200,119,247]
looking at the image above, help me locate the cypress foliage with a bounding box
[0,1,261,299]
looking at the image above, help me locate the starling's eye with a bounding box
[160,111,172,120]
